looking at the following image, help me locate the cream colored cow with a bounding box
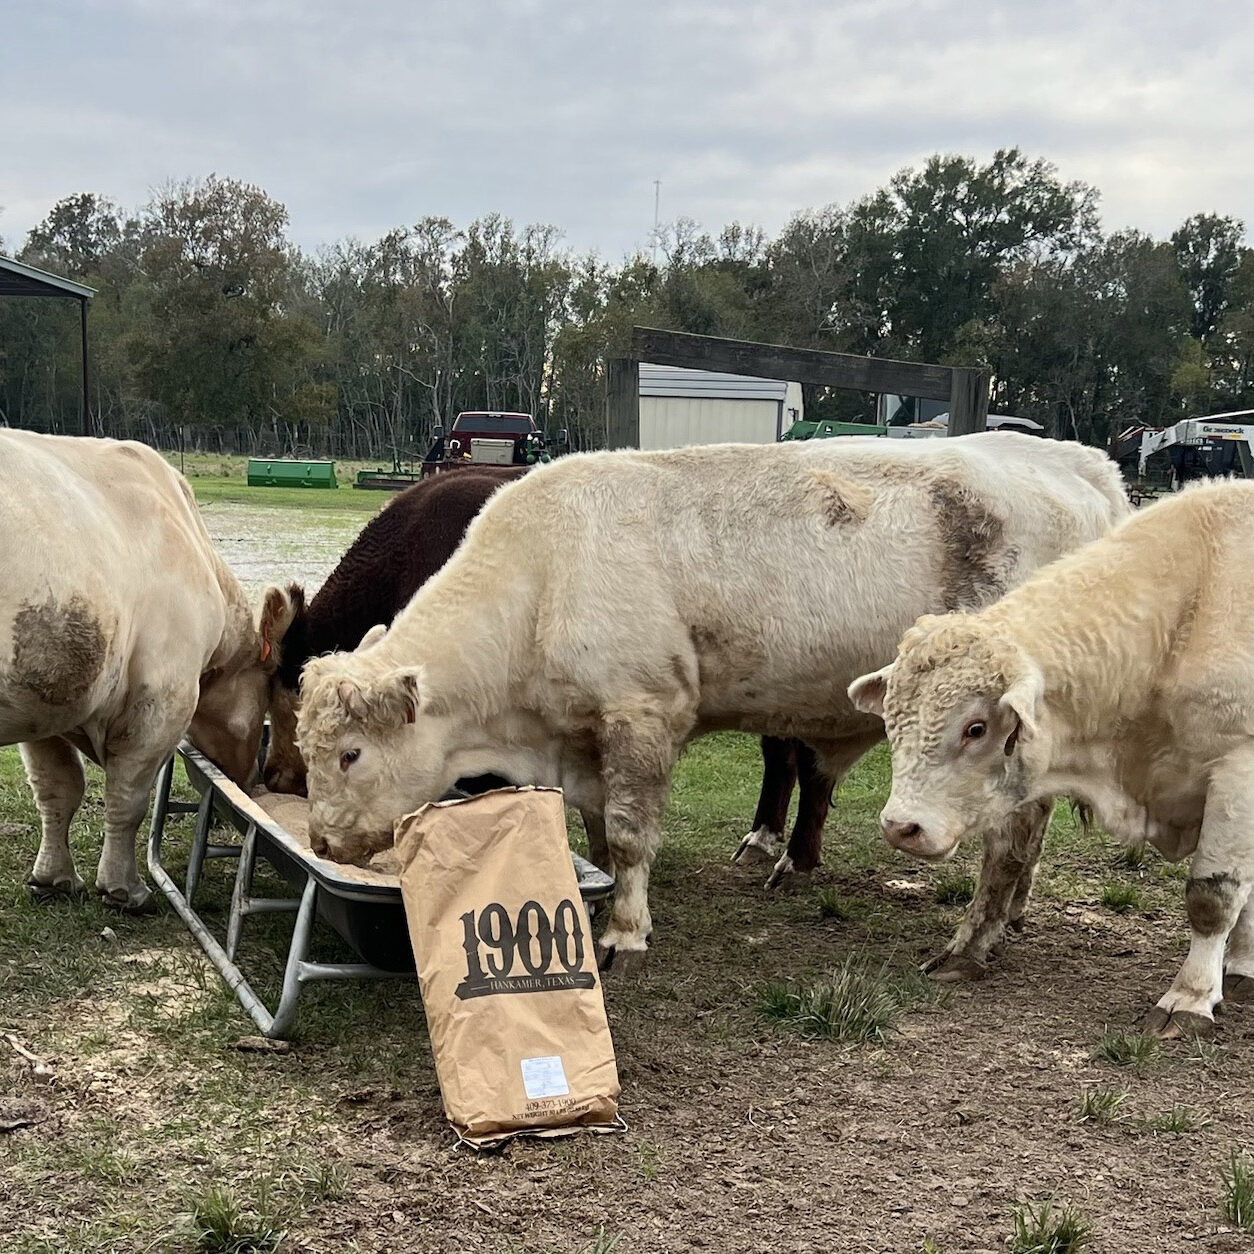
[0,431,274,909]
[850,479,1254,1036]
[294,434,1128,970]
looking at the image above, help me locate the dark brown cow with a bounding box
[260,463,829,879]
[738,738,831,886]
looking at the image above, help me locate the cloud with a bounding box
[3,0,1251,260]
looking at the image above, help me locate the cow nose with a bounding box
[310,831,329,858]
[882,819,923,847]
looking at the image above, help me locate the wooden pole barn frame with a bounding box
[605,327,990,449]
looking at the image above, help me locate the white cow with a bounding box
[0,431,276,909]
[294,434,1128,969]
[849,479,1254,1036]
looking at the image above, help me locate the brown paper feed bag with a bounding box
[395,787,621,1147]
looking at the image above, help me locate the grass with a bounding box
[1077,1086,1128,1125]
[1222,1151,1254,1230]
[1093,1030,1160,1069]
[1112,842,1151,870]
[1143,1105,1211,1134]
[756,952,931,1043]
[580,1231,623,1254]
[296,1162,351,1203]
[933,870,975,906]
[179,1185,285,1253]
[1099,882,1142,914]
[166,451,388,514]
[816,886,851,920]
[1008,1199,1092,1253]
[636,1139,664,1183]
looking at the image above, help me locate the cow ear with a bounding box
[357,624,388,652]
[259,583,303,665]
[998,667,1043,748]
[848,663,893,716]
[336,679,370,720]
[374,669,421,726]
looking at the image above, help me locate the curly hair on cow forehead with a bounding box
[885,614,1022,714]
[296,654,421,762]
[294,663,356,762]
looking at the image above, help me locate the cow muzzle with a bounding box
[879,811,958,861]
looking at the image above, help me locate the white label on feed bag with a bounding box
[521,1055,570,1099]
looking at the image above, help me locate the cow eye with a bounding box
[339,748,361,772]
[963,721,987,742]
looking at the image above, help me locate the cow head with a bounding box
[256,583,309,794]
[188,584,296,788]
[297,632,454,863]
[848,614,1047,861]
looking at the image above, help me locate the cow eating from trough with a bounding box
[259,465,836,878]
[261,465,526,796]
[0,431,274,910]
[849,479,1254,1036]
[294,434,1128,972]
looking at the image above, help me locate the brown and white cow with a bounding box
[0,431,274,909]
[293,434,1128,971]
[849,479,1254,1036]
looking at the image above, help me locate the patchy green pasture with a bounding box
[2,487,1253,1253]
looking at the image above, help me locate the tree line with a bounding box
[1,148,1251,459]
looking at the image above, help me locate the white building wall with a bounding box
[638,396,782,450]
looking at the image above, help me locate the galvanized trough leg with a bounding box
[267,876,320,1040]
[226,821,260,962]
[184,789,216,906]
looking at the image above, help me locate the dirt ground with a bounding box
[3,488,1254,1253]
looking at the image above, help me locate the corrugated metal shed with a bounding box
[639,363,789,401]
[0,254,96,300]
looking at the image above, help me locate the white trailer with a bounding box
[1137,411,1254,481]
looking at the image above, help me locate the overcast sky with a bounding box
[3,0,1251,261]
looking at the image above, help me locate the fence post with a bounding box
[947,367,990,437]
[605,357,640,449]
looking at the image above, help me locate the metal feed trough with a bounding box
[246,459,339,489]
[147,741,615,1038]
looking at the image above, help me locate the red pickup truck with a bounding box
[421,411,567,479]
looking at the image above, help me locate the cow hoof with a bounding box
[925,953,988,983]
[596,943,648,978]
[764,854,797,891]
[1144,1006,1215,1040]
[27,875,87,902]
[1223,973,1254,1003]
[98,884,155,914]
[1008,916,1027,934]
[732,829,781,866]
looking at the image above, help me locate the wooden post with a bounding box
[947,367,990,437]
[605,357,639,449]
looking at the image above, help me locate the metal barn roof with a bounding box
[639,363,790,402]
[0,254,96,300]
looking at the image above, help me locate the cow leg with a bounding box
[580,809,611,873]
[733,737,797,865]
[1006,803,1050,932]
[765,731,882,890]
[925,799,1051,982]
[595,713,681,971]
[96,750,169,912]
[21,737,88,898]
[1222,899,1254,1003]
[1146,748,1254,1038]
